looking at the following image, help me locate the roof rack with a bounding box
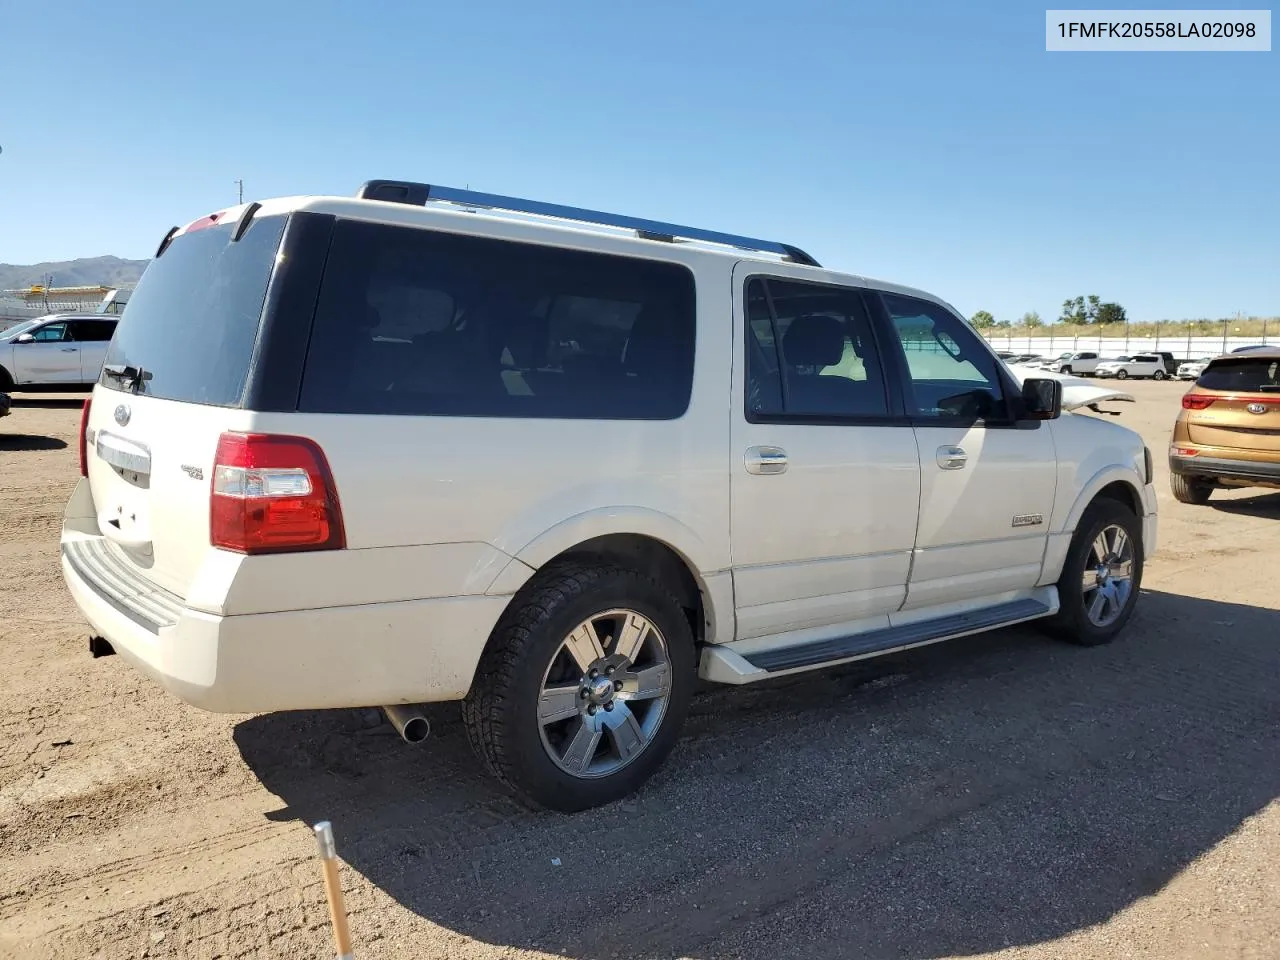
[354,179,821,267]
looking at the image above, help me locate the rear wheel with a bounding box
[0,366,13,393]
[1170,473,1213,505]
[1152,369,1167,381]
[462,560,695,812]
[1044,499,1143,646]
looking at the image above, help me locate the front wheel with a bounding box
[1153,369,1167,380]
[1115,369,1129,380]
[1060,365,1072,375]
[1043,499,1143,646]
[462,561,695,812]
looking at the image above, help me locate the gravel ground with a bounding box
[0,381,1276,960]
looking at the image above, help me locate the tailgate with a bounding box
[86,393,252,597]
[83,209,289,598]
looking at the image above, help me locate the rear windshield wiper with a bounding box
[103,363,153,393]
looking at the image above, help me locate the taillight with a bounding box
[210,432,345,554]
[1172,446,1199,457]
[1182,395,1216,410]
[78,397,92,476]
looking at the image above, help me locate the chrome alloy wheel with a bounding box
[537,609,673,779]
[1082,523,1135,628]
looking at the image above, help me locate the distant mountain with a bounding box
[0,256,149,292]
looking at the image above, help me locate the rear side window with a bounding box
[298,220,696,419]
[69,319,117,342]
[1198,357,1280,392]
[744,277,890,420]
[100,216,287,406]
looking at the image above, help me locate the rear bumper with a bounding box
[1170,454,1280,485]
[60,535,509,713]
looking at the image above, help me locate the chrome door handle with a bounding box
[745,445,788,475]
[936,445,967,470]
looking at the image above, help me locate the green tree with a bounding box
[1095,302,1127,326]
[1020,311,1043,329]
[970,310,996,329]
[1086,294,1101,323]
[1060,296,1087,325]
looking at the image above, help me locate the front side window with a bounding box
[299,220,696,419]
[880,292,1007,421]
[31,322,68,342]
[745,277,890,420]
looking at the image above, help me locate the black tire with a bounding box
[462,560,695,812]
[1060,365,1072,375]
[0,366,13,393]
[1043,499,1144,647]
[1115,368,1129,380]
[1152,369,1166,381]
[1170,472,1213,505]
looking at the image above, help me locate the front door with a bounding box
[871,291,1057,610]
[11,321,82,384]
[729,270,921,642]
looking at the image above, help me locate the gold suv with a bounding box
[1170,347,1280,503]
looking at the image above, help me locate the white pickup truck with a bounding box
[0,313,118,391]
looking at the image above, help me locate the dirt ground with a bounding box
[1,382,1276,960]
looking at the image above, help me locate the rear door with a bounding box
[12,320,81,384]
[84,214,289,598]
[870,291,1057,610]
[68,319,117,384]
[729,270,920,640]
[1187,355,1280,453]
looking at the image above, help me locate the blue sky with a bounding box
[1,0,1276,323]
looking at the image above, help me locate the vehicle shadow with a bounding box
[1209,491,1280,518]
[0,433,68,451]
[234,590,1279,959]
[8,395,87,409]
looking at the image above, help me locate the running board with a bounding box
[742,598,1052,674]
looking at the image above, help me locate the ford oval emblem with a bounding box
[114,404,131,426]
[1247,402,1267,415]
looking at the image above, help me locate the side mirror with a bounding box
[14,333,34,344]
[1020,378,1062,420]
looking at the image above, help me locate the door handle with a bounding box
[745,445,788,475]
[61,347,78,352]
[936,445,967,470]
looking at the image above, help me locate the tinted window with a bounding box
[745,278,889,419]
[299,220,696,419]
[880,292,1008,421]
[1198,357,1280,391]
[100,216,287,406]
[31,322,68,342]
[69,319,117,342]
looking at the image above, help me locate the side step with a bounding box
[742,598,1051,674]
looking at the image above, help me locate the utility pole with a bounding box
[235,179,244,204]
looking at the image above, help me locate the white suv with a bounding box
[1094,354,1168,380]
[60,181,1158,811]
[0,314,118,391]
[1043,351,1101,376]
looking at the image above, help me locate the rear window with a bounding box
[99,215,287,406]
[1197,357,1280,392]
[298,220,696,419]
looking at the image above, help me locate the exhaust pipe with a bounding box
[382,705,430,744]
